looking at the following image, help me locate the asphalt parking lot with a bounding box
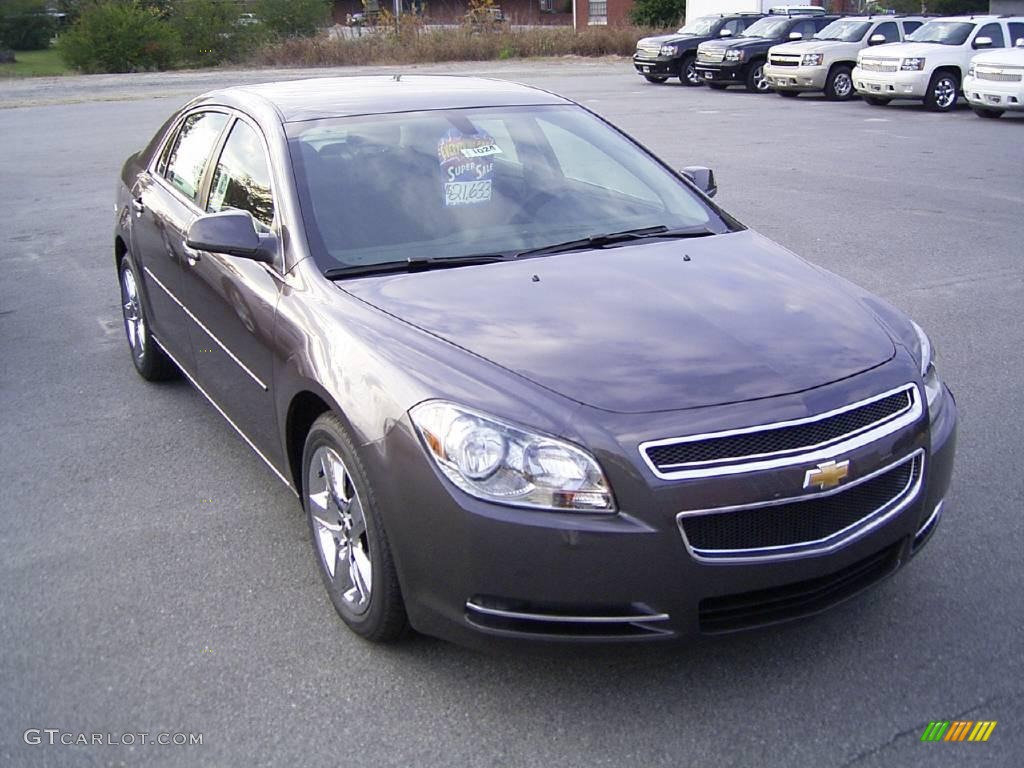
[1,58,1022,768]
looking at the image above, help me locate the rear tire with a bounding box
[863,95,890,106]
[971,106,1003,119]
[679,54,701,86]
[745,61,770,93]
[825,65,854,101]
[924,70,959,112]
[118,255,177,382]
[644,75,669,84]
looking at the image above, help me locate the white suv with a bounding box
[964,33,1024,118]
[852,15,1024,111]
[765,15,925,100]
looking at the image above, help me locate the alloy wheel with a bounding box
[833,72,852,99]
[120,265,146,364]
[934,77,957,110]
[753,65,769,92]
[685,61,701,85]
[308,445,373,614]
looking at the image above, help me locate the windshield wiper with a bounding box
[324,253,510,279]
[515,225,718,259]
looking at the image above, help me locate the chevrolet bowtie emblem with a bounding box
[804,460,850,491]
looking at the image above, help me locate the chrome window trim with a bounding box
[465,600,669,624]
[143,266,268,391]
[639,382,921,480]
[676,448,925,564]
[151,333,296,495]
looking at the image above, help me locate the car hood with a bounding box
[703,37,778,52]
[772,39,851,54]
[861,41,943,59]
[339,231,896,414]
[640,33,699,45]
[970,46,1024,66]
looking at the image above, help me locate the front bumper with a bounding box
[963,74,1024,111]
[764,63,828,91]
[369,375,958,648]
[633,55,679,77]
[695,61,746,84]
[852,67,931,100]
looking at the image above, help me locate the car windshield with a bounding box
[906,21,974,45]
[676,16,718,35]
[740,17,792,38]
[287,105,729,272]
[815,19,870,41]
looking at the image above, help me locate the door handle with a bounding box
[131,198,145,215]
[182,241,201,266]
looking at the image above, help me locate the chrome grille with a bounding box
[698,48,725,63]
[643,384,917,476]
[678,450,924,562]
[975,67,1023,82]
[769,55,801,67]
[636,41,662,58]
[859,58,898,73]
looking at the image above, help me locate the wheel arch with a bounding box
[933,65,963,84]
[284,386,361,499]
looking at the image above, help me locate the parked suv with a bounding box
[634,13,764,86]
[964,31,1024,117]
[696,9,839,92]
[852,15,1024,111]
[765,15,926,100]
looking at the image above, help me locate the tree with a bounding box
[629,0,684,29]
[252,0,332,40]
[59,1,180,73]
[0,0,58,51]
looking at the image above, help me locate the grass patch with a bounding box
[0,47,72,77]
[252,25,652,68]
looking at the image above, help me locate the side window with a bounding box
[536,118,658,204]
[901,20,922,36]
[207,119,275,229]
[163,112,228,203]
[1010,22,1024,46]
[975,23,1005,48]
[724,19,744,35]
[874,22,899,43]
[795,20,817,39]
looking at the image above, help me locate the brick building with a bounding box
[331,0,575,25]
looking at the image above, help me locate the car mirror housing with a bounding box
[719,28,733,37]
[789,31,803,40]
[680,166,718,198]
[868,33,886,45]
[186,210,275,264]
[973,35,992,49]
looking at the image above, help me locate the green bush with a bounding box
[169,0,265,65]
[59,1,180,73]
[253,0,331,40]
[629,0,683,29]
[0,0,57,51]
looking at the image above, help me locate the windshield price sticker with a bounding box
[437,129,497,207]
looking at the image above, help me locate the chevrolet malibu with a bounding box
[114,76,957,646]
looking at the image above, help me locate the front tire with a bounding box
[745,61,770,93]
[118,255,176,381]
[825,65,854,101]
[303,412,409,642]
[679,54,701,86]
[644,75,669,84]
[971,106,1003,119]
[925,71,959,112]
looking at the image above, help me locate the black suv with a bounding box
[633,13,764,86]
[695,11,839,92]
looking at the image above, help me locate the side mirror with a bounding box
[186,210,276,264]
[973,35,992,49]
[1016,37,1024,48]
[719,28,733,37]
[789,31,803,40]
[868,33,886,45]
[681,166,718,198]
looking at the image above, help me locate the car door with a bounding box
[130,110,229,370]
[179,115,284,468]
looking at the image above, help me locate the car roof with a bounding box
[201,75,571,124]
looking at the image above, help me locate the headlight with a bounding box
[410,401,615,512]
[660,44,678,56]
[801,53,824,66]
[725,49,744,62]
[911,321,943,411]
[901,57,926,71]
